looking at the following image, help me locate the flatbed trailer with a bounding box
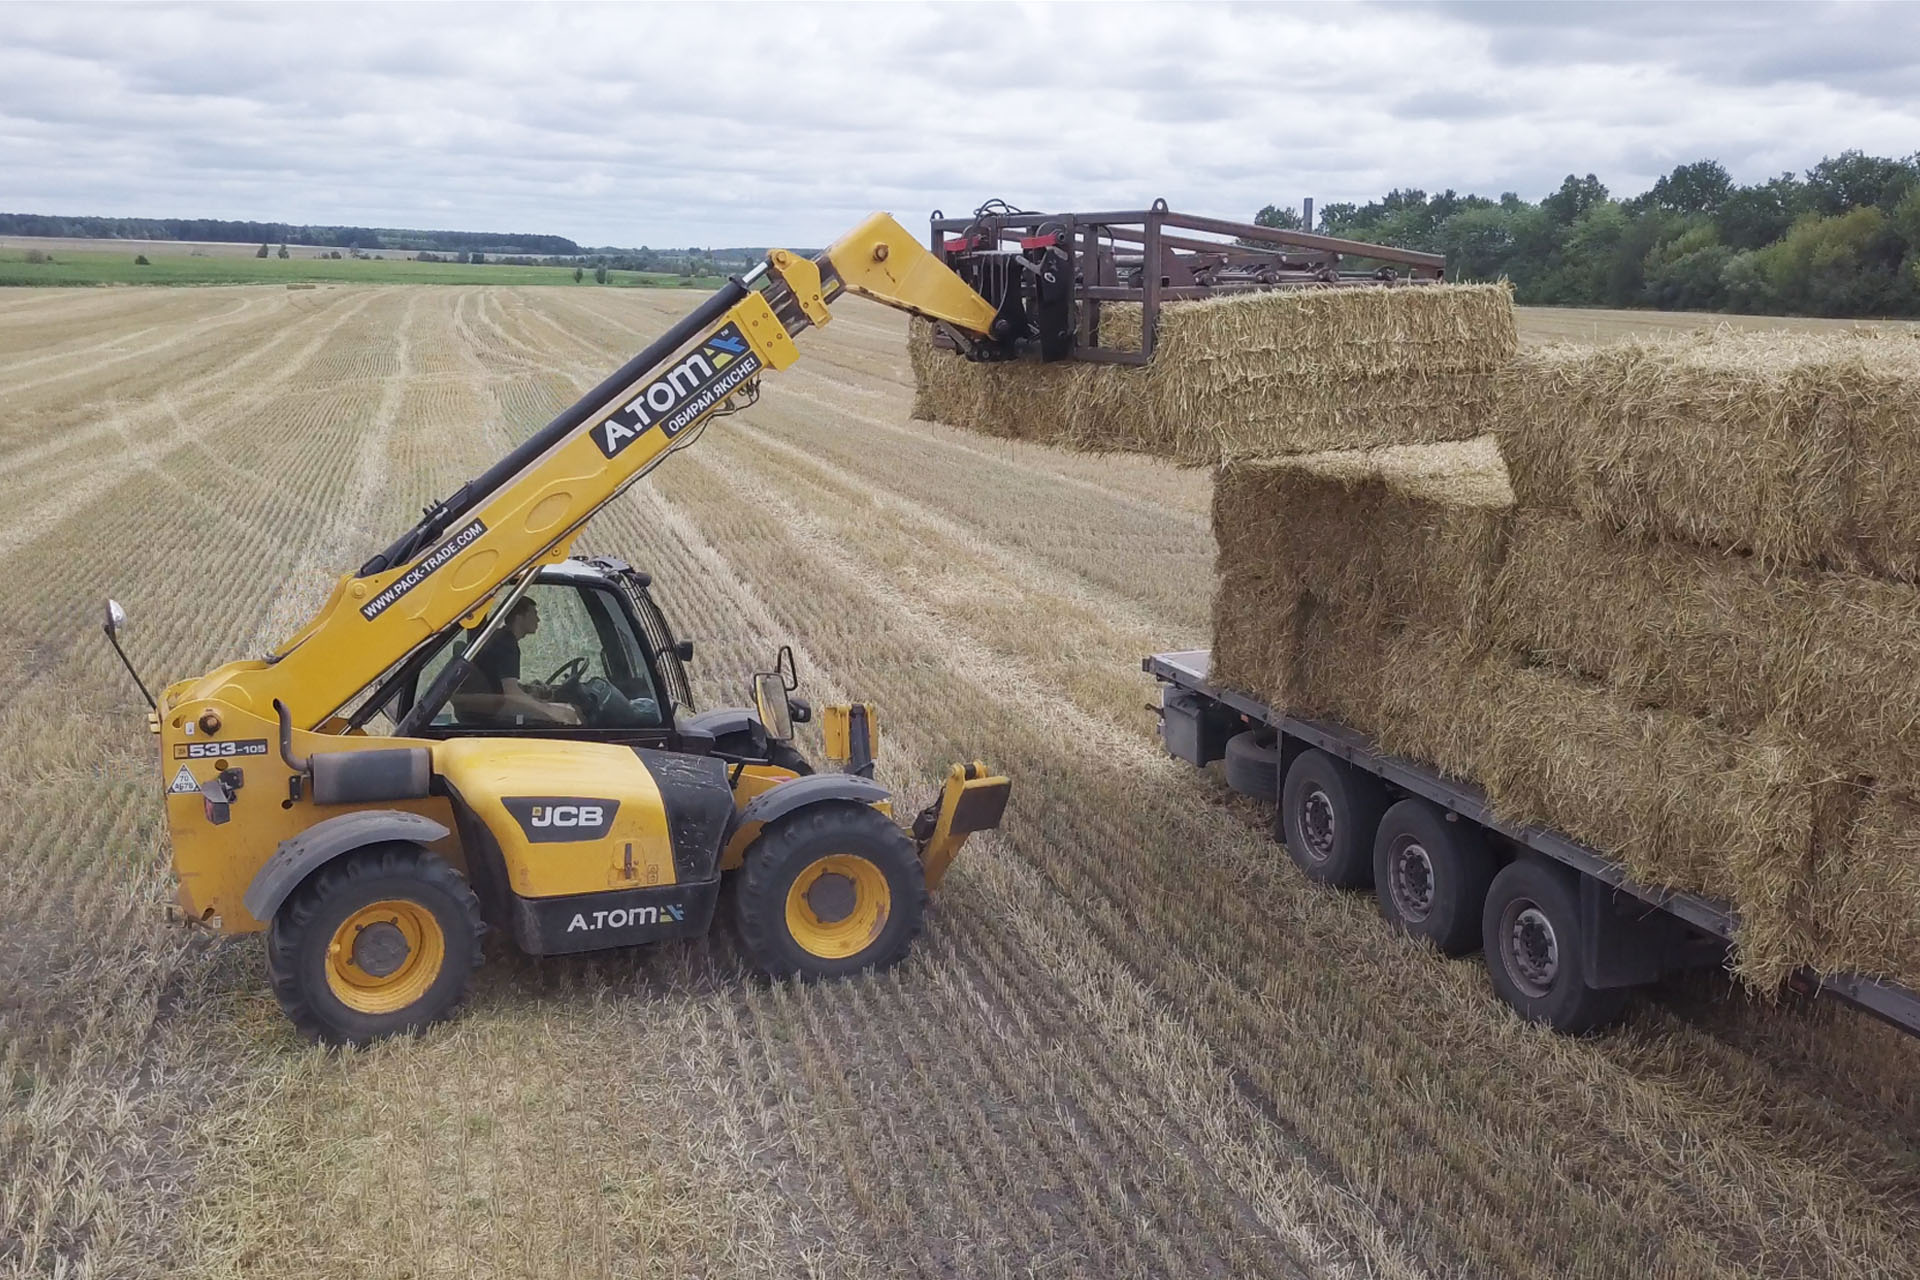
[1147,649,1920,1039]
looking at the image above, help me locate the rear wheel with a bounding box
[267,843,484,1046]
[1482,858,1628,1035]
[1372,799,1496,955]
[735,802,924,979]
[1280,749,1385,888]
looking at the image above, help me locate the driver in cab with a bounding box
[455,598,581,726]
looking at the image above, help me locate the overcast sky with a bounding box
[4,2,1916,247]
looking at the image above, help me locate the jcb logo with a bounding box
[503,796,620,843]
[531,805,604,828]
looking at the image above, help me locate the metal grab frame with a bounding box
[929,201,1446,365]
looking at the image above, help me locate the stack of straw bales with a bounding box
[909,283,1920,987]
[1210,327,1920,990]
[909,283,1517,462]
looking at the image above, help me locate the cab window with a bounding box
[414,581,666,731]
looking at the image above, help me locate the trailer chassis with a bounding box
[1147,649,1920,1039]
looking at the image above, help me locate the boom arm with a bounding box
[175,214,1001,727]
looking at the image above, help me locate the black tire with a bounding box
[1222,730,1278,802]
[735,802,925,980]
[266,842,484,1047]
[1373,799,1497,956]
[1482,858,1629,1035]
[1280,749,1386,888]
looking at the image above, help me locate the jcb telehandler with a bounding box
[105,215,1017,1044]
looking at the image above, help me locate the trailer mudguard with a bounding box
[242,809,451,923]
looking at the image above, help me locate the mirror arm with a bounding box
[102,616,157,711]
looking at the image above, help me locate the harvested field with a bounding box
[4,287,1919,1280]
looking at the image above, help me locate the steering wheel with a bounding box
[540,656,589,697]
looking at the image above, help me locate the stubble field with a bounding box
[2,284,1917,1279]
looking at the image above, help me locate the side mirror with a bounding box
[752,671,793,742]
[104,598,127,638]
[674,639,694,663]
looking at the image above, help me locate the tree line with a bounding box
[1259,151,1920,316]
[0,213,580,256]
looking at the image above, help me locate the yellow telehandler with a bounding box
[105,215,1013,1044]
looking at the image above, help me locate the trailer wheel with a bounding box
[1482,858,1628,1035]
[1279,749,1384,889]
[1222,730,1278,801]
[1372,799,1496,956]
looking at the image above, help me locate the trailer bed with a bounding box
[1147,648,1920,1038]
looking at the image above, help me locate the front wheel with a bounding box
[735,803,925,979]
[266,843,484,1046]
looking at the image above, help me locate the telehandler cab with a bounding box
[109,214,1012,1044]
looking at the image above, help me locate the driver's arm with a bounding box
[499,677,580,725]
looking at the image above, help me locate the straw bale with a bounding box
[1833,341,1920,580]
[1153,283,1517,380]
[1821,789,1920,986]
[910,284,1515,463]
[1495,329,1920,577]
[1373,637,1834,986]
[1209,438,1513,719]
[1490,512,1920,781]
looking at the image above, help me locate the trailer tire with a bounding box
[1280,749,1384,889]
[1482,859,1628,1035]
[1222,730,1278,802]
[1372,799,1495,956]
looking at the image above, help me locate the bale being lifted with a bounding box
[911,283,1517,463]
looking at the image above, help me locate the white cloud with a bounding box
[1,1,1914,246]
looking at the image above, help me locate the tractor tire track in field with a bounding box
[3,285,1916,1280]
[0,290,383,561]
[0,291,268,394]
[250,289,424,650]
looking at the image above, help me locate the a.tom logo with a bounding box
[566,903,686,933]
[502,796,621,843]
[593,323,762,459]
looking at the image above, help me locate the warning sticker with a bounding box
[168,765,199,795]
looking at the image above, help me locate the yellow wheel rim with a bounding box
[324,899,446,1015]
[784,854,891,960]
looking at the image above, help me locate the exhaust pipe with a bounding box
[274,699,310,774]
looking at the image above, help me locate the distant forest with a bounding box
[0,213,581,256]
[1259,151,1920,317]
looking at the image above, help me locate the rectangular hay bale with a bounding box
[1209,437,1514,722]
[1203,440,1920,989]
[911,283,1516,463]
[1489,511,1920,783]
[1494,329,1920,578]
